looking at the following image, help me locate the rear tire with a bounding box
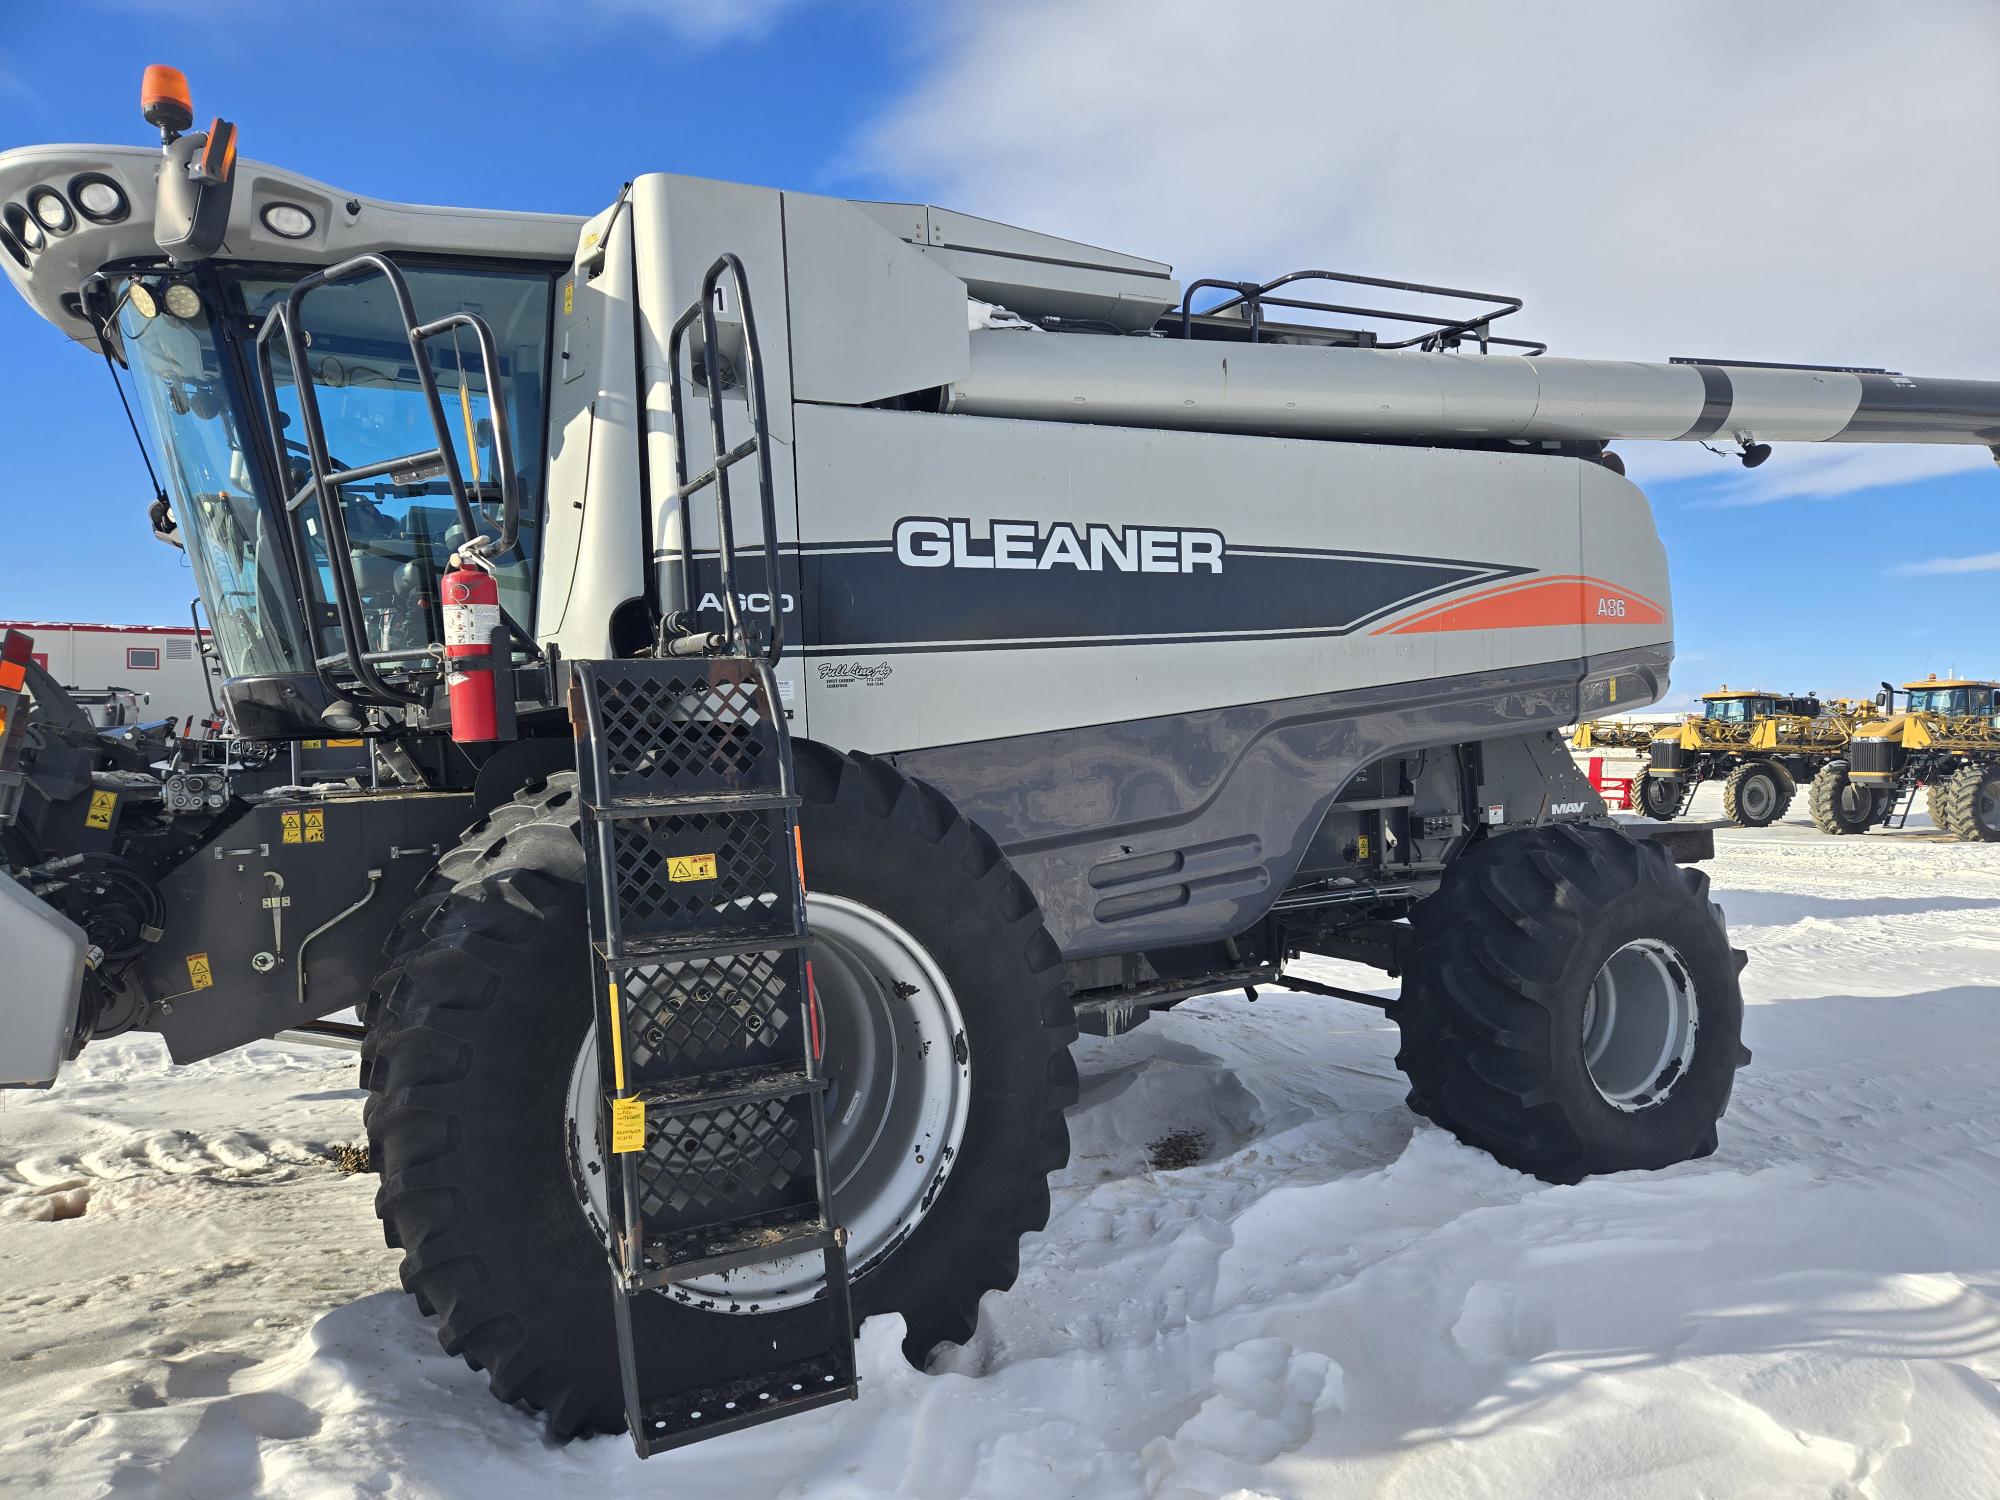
[361,756,1077,1438]
[1940,763,2000,843]
[1808,760,1880,835]
[1632,767,1680,821]
[1925,780,1950,830]
[1394,824,1748,1185]
[1721,762,1788,828]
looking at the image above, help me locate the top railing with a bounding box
[1176,269,1546,355]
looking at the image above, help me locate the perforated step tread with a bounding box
[632,1351,856,1456]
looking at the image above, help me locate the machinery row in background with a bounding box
[1574,676,2000,842]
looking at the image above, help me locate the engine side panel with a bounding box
[894,649,1656,958]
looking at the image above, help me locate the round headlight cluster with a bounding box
[260,202,316,239]
[0,174,132,272]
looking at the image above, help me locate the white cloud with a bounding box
[495,0,807,45]
[860,1,2000,503]
[1888,550,2000,577]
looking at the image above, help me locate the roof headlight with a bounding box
[68,173,129,224]
[260,202,316,239]
[3,203,44,254]
[128,280,160,319]
[0,224,26,270]
[162,280,202,320]
[28,188,73,234]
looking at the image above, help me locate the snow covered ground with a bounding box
[4,807,2000,1498]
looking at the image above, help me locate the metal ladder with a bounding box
[569,255,855,1457]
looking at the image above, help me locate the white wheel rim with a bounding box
[1739,773,1774,820]
[1579,938,1699,1110]
[564,892,972,1312]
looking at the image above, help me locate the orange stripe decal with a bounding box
[1374,575,1664,635]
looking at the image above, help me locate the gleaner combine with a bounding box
[5,71,2000,1454]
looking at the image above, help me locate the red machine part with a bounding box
[440,559,499,744]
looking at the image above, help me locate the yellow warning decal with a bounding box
[281,810,302,844]
[301,738,323,750]
[85,789,117,830]
[304,809,326,844]
[324,738,363,748]
[1355,834,1371,859]
[1610,677,1619,703]
[611,1096,646,1154]
[186,953,214,990]
[563,278,575,315]
[668,852,717,883]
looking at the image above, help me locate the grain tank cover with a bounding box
[852,199,1179,331]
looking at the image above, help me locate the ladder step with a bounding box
[600,926,807,964]
[629,1206,838,1287]
[631,1350,855,1457]
[639,1062,824,1115]
[588,789,796,819]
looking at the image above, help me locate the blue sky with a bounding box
[1,0,1994,708]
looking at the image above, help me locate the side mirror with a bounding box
[154,118,237,263]
[1874,691,1889,709]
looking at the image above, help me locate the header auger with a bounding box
[0,67,1989,1454]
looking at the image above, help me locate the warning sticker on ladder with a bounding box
[668,853,717,883]
[611,1096,646,1154]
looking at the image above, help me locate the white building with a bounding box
[0,621,221,731]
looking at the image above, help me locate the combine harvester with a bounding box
[2,67,1998,1453]
[1824,676,2000,839]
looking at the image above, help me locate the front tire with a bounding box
[1808,760,1880,835]
[1632,767,1681,821]
[361,755,1077,1438]
[1940,762,2000,843]
[1394,823,1748,1185]
[1721,761,1789,828]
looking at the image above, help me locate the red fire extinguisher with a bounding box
[441,554,500,743]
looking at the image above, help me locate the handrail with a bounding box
[665,253,783,664]
[1178,268,1545,355]
[249,253,523,707]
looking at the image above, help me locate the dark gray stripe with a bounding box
[1834,374,2000,443]
[1678,364,1734,440]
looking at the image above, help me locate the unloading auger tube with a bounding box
[946,335,2000,452]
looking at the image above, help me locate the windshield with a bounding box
[1908,687,1990,715]
[1703,698,1765,723]
[243,265,552,663]
[119,296,313,679]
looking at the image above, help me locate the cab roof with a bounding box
[1902,678,1999,690]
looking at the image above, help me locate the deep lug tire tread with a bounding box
[1941,762,2000,843]
[360,753,1076,1438]
[1721,761,1788,828]
[1631,767,1679,821]
[1808,759,1876,836]
[1393,823,1747,1186]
